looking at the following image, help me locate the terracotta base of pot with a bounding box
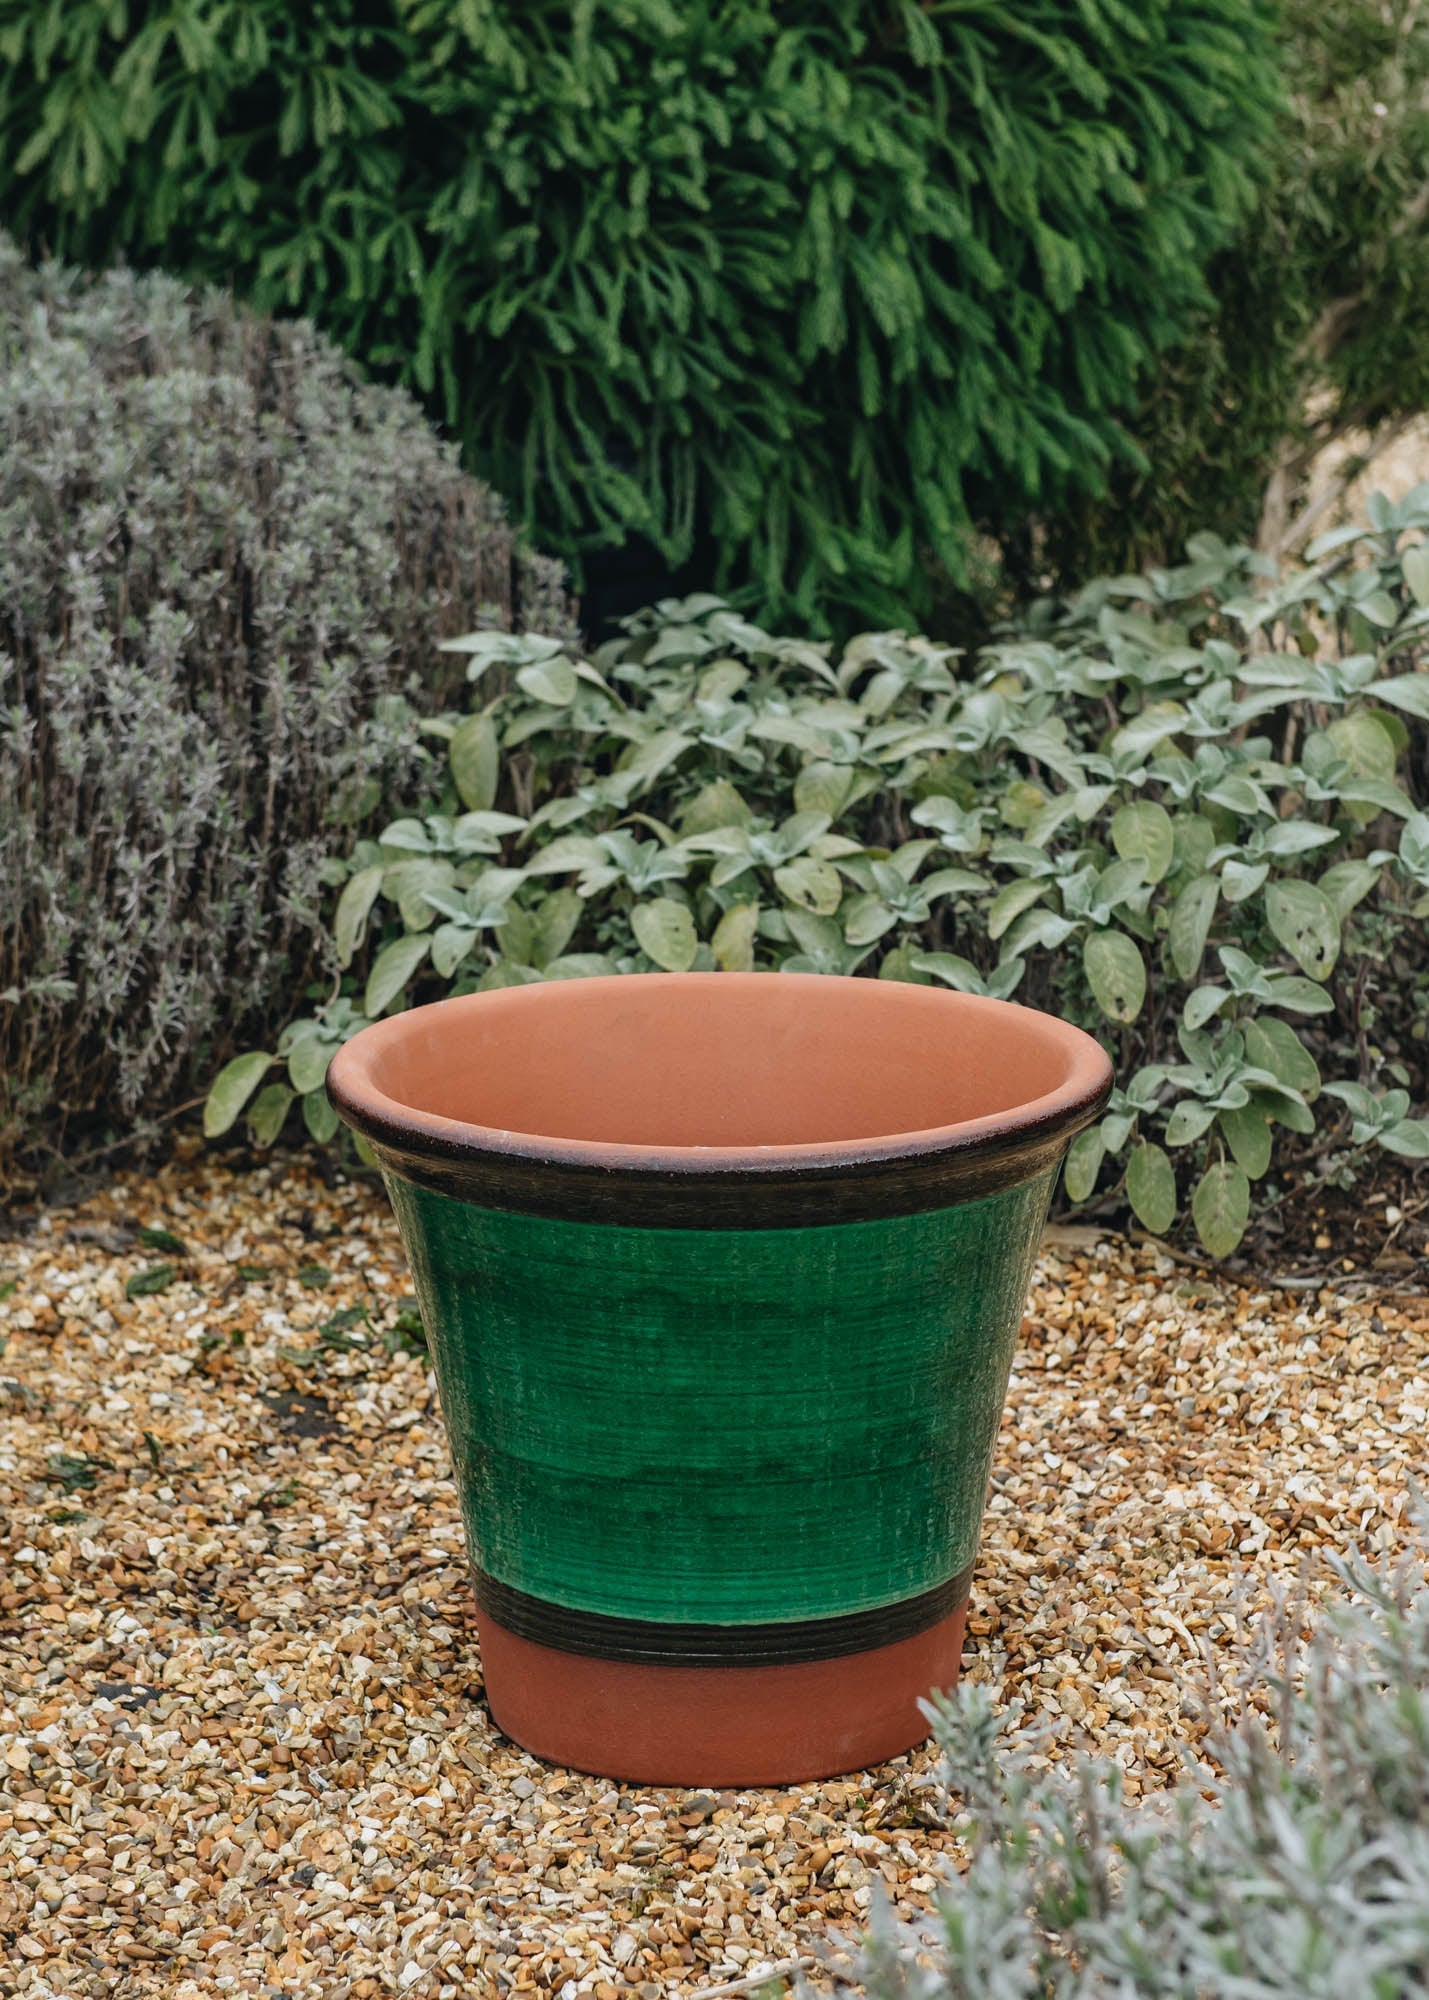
[474,1598,970,1786]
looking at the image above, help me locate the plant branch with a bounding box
[57,1096,209,1174]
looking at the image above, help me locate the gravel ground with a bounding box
[1,1147,1425,1999]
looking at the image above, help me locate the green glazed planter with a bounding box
[327,972,1111,1784]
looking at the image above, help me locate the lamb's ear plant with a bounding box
[809,1527,1429,1999]
[209,499,1429,1258]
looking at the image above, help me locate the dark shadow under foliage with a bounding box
[0,239,571,1186]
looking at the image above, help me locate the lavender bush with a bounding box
[822,1533,1429,1998]
[0,238,571,1186]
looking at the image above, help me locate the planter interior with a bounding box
[333,970,1101,1156]
[328,974,1111,1784]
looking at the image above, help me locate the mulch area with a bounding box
[1,1145,1426,1999]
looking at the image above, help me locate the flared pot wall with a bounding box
[328,973,1111,1784]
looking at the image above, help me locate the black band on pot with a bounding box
[354,1119,1097,1228]
[471,1564,976,1667]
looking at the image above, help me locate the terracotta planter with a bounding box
[328,972,1110,1785]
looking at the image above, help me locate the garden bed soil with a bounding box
[1237,1152,1429,1279]
[1,1144,1425,1997]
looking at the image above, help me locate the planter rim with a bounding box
[328,974,1111,1205]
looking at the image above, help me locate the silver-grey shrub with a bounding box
[0,236,571,1184]
[820,1536,1429,1999]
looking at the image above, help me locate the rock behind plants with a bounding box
[0,237,572,1188]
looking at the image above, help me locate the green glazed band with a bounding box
[387,1170,1057,1645]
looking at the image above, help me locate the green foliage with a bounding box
[0,0,1280,631]
[1047,0,1429,581]
[213,497,1429,1258]
[0,236,571,1186]
[45,1452,105,1496]
[821,1531,1429,1999]
[124,1265,176,1300]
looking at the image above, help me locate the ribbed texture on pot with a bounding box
[389,1174,1054,1632]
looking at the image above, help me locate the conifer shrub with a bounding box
[0,239,571,1186]
[0,0,1280,630]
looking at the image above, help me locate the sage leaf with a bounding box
[877,943,931,983]
[631,897,697,971]
[1373,672,1429,721]
[247,1082,295,1147]
[1243,1017,1320,1098]
[1221,859,1269,904]
[495,903,534,966]
[448,713,501,810]
[530,887,583,968]
[431,921,478,978]
[1111,800,1174,882]
[1168,874,1217,981]
[204,1052,273,1138]
[364,934,430,1017]
[1218,1103,1272,1178]
[774,856,843,915]
[680,778,752,834]
[1125,1143,1176,1235]
[516,655,578,706]
[386,858,453,931]
[1264,879,1339,980]
[334,866,384,969]
[1326,709,1398,782]
[987,879,1047,940]
[1317,859,1379,920]
[842,894,900,947]
[1083,929,1146,1023]
[794,761,855,818]
[1063,1126,1105,1203]
[1380,1118,1429,1159]
[285,1029,334,1096]
[1172,814,1216,875]
[542,953,618,979]
[303,1088,340,1144]
[1264,973,1336,1014]
[711,902,759,971]
[1183,985,1228,1032]
[911,952,987,994]
[1401,543,1429,606]
[477,959,543,990]
[1192,1162,1251,1257]
[1165,1099,1216,1146]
